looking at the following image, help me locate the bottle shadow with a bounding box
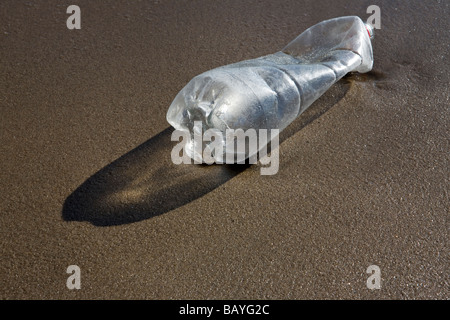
[62,75,360,226]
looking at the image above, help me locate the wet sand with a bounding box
[0,0,448,299]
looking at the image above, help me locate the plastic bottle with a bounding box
[167,16,374,163]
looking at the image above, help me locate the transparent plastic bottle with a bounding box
[167,16,374,163]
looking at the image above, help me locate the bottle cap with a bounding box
[365,23,375,39]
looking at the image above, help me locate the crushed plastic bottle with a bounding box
[167,16,374,163]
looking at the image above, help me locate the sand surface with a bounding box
[0,0,448,299]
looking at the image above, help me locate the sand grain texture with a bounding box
[0,0,448,299]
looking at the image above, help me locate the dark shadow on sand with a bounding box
[62,74,367,226]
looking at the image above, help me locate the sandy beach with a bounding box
[0,0,448,299]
